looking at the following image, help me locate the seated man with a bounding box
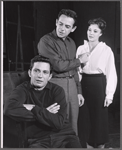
[4,55,82,148]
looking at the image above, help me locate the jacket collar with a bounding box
[51,29,70,41]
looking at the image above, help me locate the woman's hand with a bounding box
[104,98,113,107]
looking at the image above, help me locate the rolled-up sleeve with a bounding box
[38,35,80,73]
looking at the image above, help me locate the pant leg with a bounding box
[82,74,109,144]
[68,78,79,135]
[65,136,82,148]
[28,137,51,148]
[52,135,82,148]
[78,101,90,148]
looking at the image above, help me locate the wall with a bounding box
[4,1,35,71]
[4,1,120,70]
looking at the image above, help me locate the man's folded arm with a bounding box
[31,87,67,130]
[4,87,35,122]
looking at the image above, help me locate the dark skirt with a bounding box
[78,73,109,146]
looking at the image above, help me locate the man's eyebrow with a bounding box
[58,21,71,27]
[58,21,63,23]
[65,24,71,27]
[34,68,40,70]
[34,68,49,71]
[43,70,50,72]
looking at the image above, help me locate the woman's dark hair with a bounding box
[30,55,53,74]
[88,18,106,33]
[58,9,77,27]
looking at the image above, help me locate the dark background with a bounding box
[3,1,120,148]
[3,0,120,115]
[4,1,120,71]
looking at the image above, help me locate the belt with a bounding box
[53,75,74,79]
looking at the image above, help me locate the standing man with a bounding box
[37,9,88,134]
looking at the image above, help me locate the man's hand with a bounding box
[78,52,89,64]
[104,98,113,107]
[23,104,35,111]
[78,94,85,107]
[46,103,60,114]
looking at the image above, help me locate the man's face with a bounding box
[56,14,76,40]
[28,62,52,90]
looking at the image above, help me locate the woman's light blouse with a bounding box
[76,40,117,100]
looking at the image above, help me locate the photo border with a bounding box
[1,0,121,150]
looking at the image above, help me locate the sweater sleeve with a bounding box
[4,86,35,122]
[31,86,68,130]
[38,36,81,72]
[105,50,117,100]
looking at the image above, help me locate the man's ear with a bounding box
[28,69,31,78]
[56,19,58,26]
[71,26,77,33]
[48,73,52,81]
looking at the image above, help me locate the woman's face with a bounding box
[87,24,102,42]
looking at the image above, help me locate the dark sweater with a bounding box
[4,81,75,139]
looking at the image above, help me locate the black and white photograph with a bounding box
[2,1,120,149]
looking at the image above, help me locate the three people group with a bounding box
[4,9,117,148]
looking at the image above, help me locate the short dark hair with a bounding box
[58,9,77,27]
[30,55,53,74]
[88,18,106,33]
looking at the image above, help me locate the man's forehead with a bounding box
[58,14,74,26]
[33,62,50,69]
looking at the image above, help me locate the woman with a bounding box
[76,18,117,148]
